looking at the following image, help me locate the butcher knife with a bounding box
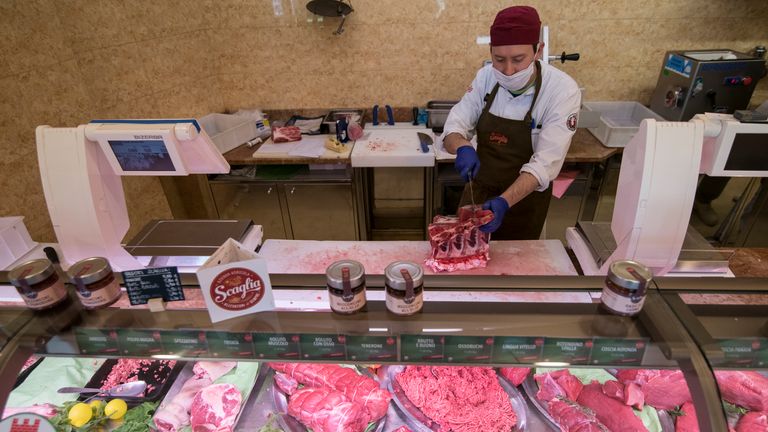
[416,132,433,153]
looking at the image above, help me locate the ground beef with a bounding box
[99,359,176,394]
[395,366,516,432]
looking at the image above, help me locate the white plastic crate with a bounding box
[199,113,258,154]
[582,102,665,148]
[0,217,37,270]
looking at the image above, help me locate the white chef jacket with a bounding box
[443,62,581,191]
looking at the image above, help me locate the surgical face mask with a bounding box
[492,60,535,91]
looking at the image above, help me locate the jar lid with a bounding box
[326,260,365,289]
[68,257,113,285]
[384,261,423,291]
[8,259,55,286]
[608,260,653,290]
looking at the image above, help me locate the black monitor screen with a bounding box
[108,140,176,172]
[724,133,768,172]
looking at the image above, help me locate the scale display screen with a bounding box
[108,140,176,172]
[724,133,768,172]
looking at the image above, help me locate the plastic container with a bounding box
[582,101,665,148]
[0,216,37,270]
[199,113,258,154]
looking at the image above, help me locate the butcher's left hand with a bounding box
[480,196,509,233]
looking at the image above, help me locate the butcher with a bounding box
[443,5,581,240]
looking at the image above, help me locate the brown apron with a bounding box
[458,61,552,240]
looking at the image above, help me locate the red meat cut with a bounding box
[601,380,624,401]
[535,370,583,405]
[189,383,242,432]
[287,387,368,432]
[624,383,644,410]
[269,363,391,422]
[615,369,691,410]
[425,205,494,272]
[576,382,649,432]
[548,398,610,432]
[715,371,768,412]
[735,411,768,432]
[675,401,700,432]
[395,366,516,432]
[274,371,299,395]
[499,367,531,386]
[272,126,302,143]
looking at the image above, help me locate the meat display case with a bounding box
[0,274,765,431]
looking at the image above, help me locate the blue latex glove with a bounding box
[455,146,480,181]
[480,196,510,233]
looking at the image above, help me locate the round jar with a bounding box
[326,260,367,314]
[68,257,122,310]
[8,259,69,310]
[385,261,424,316]
[600,260,653,317]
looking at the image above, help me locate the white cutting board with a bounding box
[351,128,435,167]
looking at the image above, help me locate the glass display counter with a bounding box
[0,275,761,431]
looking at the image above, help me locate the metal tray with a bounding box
[385,365,528,432]
[521,369,674,432]
[78,359,185,407]
[269,367,386,432]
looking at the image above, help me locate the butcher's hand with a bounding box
[455,146,480,182]
[480,196,510,233]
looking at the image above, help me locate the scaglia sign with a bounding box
[197,238,275,323]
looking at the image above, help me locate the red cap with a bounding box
[490,6,541,46]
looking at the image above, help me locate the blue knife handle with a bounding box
[372,105,379,126]
[385,105,394,125]
[420,141,429,153]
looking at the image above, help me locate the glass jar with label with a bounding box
[8,258,69,310]
[600,260,653,317]
[385,261,424,316]
[68,257,122,310]
[326,260,367,314]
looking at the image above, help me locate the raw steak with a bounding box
[395,366,517,432]
[270,363,391,421]
[576,382,649,432]
[272,126,302,143]
[499,367,531,386]
[548,398,610,432]
[287,387,368,432]
[715,371,768,412]
[425,205,494,272]
[735,411,768,432]
[624,383,644,410]
[601,380,624,401]
[675,401,700,432]
[535,370,583,405]
[274,371,299,395]
[189,383,242,432]
[616,369,691,410]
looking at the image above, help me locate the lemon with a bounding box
[104,398,128,420]
[68,402,93,427]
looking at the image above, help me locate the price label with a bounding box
[117,329,163,356]
[122,267,184,306]
[299,334,347,361]
[493,336,545,364]
[206,331,255,359]
[590,338,648,366]
[542,338,592,365]
[444,336,493,363]
[75,328,119,355]
[160,330,209,357]
[346,336,398,362]
[715,338,764,367]
[253,333,301,360]
[400,334,444,362]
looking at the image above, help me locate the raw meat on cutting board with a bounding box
[270,363,391,422]
[189,383,242,432]
[425,205,494,272]
[272,126,302,143]
[287,387,368,432]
